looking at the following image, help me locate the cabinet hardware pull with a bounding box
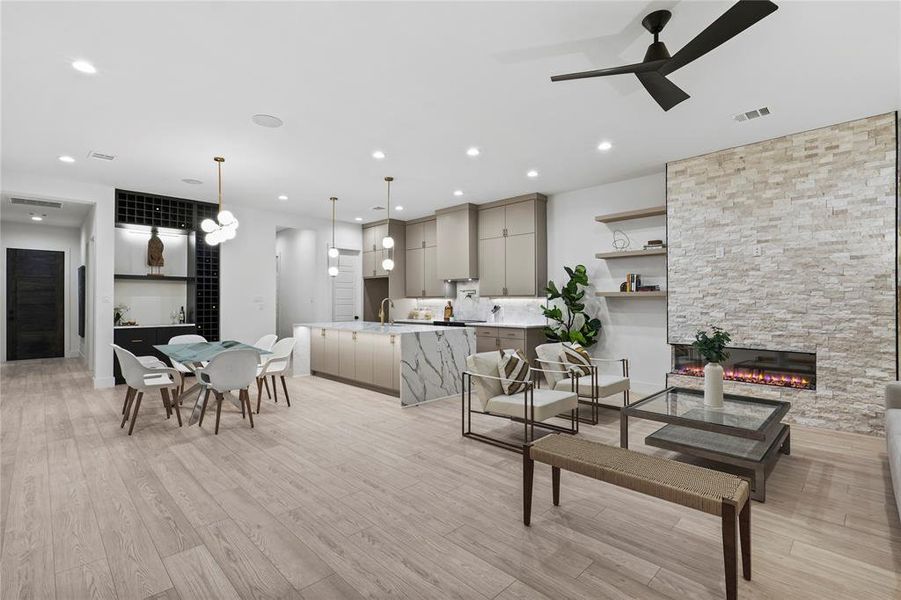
[131,339,144,343]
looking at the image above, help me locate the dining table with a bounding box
[154,339,270,426]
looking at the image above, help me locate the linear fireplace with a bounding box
[672,345,816,390]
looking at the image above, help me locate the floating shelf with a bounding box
[115,274,194,282]
[595,248,666,259]
[595,291,667,298]
[595,206,666,223]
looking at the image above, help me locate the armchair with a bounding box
[535,342,630,425]
[462,351,579,453]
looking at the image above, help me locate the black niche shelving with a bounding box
[115,189,220,342]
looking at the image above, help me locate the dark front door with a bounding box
[6,248,65,360]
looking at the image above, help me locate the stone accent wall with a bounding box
[667,113,897,435]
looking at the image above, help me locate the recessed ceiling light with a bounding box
[277,195,288,201]
[597,141,613,151]
[453,190,464,197]
[372,150,386,159]
[58,155,75,163]
[181,178,203,185]
[354,217,363,221]
[527,170,539,178]
[466,147,480,157]
[395,206,404,211]
[251,114,284,128]
[71,60,96,74]
[30,213,44,221]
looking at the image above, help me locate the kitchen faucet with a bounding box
[378,297,394,325]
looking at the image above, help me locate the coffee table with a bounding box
[620,387,790,501]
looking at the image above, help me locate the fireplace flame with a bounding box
[674,366,813,390]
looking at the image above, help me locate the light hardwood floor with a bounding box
[1,358,900,599]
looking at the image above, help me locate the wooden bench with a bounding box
[524,435,751,600]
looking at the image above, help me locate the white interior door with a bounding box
[332,251,360,322]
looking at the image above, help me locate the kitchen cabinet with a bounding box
[405,218,442,297]
[310,327,400,392]
[371,333,399,390]
[472,325,546,363]
[339,331,355,379]
[323,328,340,375]
[436,203,479,280]
[477,237,506,297]
[476,194,547,297]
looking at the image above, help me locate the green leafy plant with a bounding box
[541,265,602,347]
[693,326,732,363]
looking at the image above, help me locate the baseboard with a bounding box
[93,376,115,389]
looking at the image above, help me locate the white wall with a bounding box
[0,221,83,361]
[0,171,115,387]
[547,172,670,395]
[219,206,362,345]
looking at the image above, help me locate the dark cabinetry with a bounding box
[113,324,196,384]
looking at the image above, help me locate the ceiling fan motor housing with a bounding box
[643,41,671,62]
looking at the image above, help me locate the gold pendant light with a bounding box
[327,196,340,277]
[200,156,239,245]
[381,176,395,271]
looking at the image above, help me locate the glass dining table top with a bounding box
[154,339,270,363]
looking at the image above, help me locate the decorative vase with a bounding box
[704,362,724,408]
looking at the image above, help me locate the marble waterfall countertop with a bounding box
[294,322,475,407]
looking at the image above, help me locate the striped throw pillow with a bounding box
[498,349,530,395]
[561,343,592,376]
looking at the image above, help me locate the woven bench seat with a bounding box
[524,434,751,600]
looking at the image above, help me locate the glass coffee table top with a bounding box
[625,387,789,438]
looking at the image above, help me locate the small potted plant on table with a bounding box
[693,326,731,408]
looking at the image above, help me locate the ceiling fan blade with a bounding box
[635,71,690,111]
[659,0,778,76]
[551,59,668,82]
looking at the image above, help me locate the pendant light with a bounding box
[327,196,340,277]
[200,156,239,245]
[381,176,395,271]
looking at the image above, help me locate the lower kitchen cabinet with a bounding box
[473,326,547,363]
[311,328,399,392]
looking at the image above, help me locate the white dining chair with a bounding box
[112,344,183,435]
[194,349,259,434]
[252,334,278,399]
[167,334,207,397]
[256,337,296,413]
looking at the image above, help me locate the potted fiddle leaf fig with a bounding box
[541,264,601,347]
[693,326,732,408]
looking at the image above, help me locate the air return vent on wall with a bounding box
[733,106,771,122]
[10,197,63,209]
[88,151,116,161]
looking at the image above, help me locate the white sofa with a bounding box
[885,383,901,518]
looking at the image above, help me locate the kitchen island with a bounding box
[293,321,476,407]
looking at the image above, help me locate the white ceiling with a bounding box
[2,1,898,222]
[0,193,93,228]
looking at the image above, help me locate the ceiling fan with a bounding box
[550,0,779,111]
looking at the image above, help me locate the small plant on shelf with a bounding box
[693,326,732,364]
[542,264,602,347]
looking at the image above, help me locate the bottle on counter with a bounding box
[443,301,454,322]
[178,306,185,324]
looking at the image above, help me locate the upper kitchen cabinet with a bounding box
[477,193,547,296]
[436,203,479,281]
[405,217,442,297]
[362,220,404,279]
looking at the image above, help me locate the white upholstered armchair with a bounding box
[462,351,579,452]
[535,342,630,424]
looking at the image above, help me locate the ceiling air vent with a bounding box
[88,151,116,161]
[733,106,771,122]
[10,197,63,209]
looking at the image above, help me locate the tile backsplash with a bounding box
[394,280,546,325]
